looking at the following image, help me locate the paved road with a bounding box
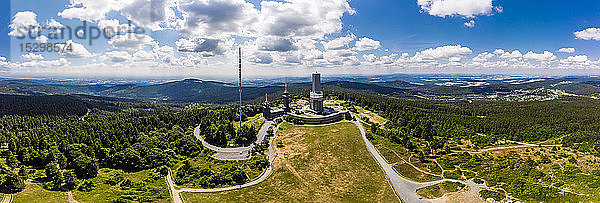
[168,122,282,202]
[194,119,275,160]
[353,120,446,203]
[170,117,449,203]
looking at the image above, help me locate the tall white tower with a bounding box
[310,72,323,112]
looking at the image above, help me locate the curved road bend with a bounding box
[173,117,447,203]
[168,122,282,203]
[194,120,275,160]
[352,119,447,203]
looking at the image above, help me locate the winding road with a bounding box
[169,114,477,203]
[193,119,275,160]
[168,122,282,203]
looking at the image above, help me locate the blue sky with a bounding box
[1,0,600,78]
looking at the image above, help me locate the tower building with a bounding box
[310,72,324,112]
[282,79,290,112]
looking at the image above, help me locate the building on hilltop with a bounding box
[310,72,324,112]
[282,79,290,113]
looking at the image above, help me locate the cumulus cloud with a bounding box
[177,0,258,37]
[464,20,475,28]
[472,52,493,62]
[58,0,128,21]
[523,51,556,61]
[499,50,522,58]
[363,54,377,63]
[9,11,39,37]
[21,58,70,68]
[413,45,472,61]
[558,47,575,53]
[102,51,133,62]
[417,0,494,18]
[61,40,93,58]
[574,28,600,41]
[108,33,155,50]
[562,55,588,63]
[255,37,297,52]
[322,34,355,50]
[176,37,233,56]
[21,53,44,61]
[120,0,176,30]
[248,52,274,64]
[257,0,355,38]
[493,49,505,55]
[353,37,381,51]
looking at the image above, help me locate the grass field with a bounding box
[416,181,466,199]
[73,168,169,203]
[181,122,399,202]
[13,181,67,203]
[354,106,387,125]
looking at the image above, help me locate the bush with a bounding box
[106,171,125,186]
[0,173,25,193]
[78,179,95,192]
[443,171,462,180]
[479,189,505,201]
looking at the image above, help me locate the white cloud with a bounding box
[322,34,355,50]
[499,50,522,58]
[58,0,128,21]
[255,37,297,52]
[177,0,258,37]
[120,0,176,30]
[563,55,588,63]
[574,28,600,41]
[363,54,377,63]
[132,50,157,61]
[257,0,355,38]
[523,51,556,61]
[21,53,44,61]
[248,52,274,64]
[493,49,505,55]
[413,45,472,61]
[353,37,381,51]
[21,58,70,68]
[472,52,493,62]
[558,47,575,53]
[417,0,494,18]
[36,35,48,43]
[108,33,155,50]
[61,40,93,58]
[176,37,233,56]
[9,11,39,37]
[464,20,475,28]
[102,51,133,63]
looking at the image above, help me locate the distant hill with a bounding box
[1,76,599,103]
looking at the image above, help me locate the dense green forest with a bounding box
[0,95,263,200]
[329,89,600,202]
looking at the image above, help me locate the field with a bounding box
[416,181,466,199]
[72,168,170,203]
[354,106,387,125]
[12,181,67,203]
[181,122,398,202]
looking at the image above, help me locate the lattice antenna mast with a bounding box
[238,47,242,127]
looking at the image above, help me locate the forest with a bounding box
[329,89,600,202]
[0,95,263,201]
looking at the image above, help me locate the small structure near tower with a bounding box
[310,72,324,113]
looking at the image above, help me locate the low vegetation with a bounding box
[181,122,398,202]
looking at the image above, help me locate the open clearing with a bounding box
[181,122,398,202]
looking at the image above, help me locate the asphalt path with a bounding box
[168,122,282,202]
[194,120,274,160]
